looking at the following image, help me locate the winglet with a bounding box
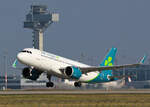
[12,59,18,68]
[139,55,147,64]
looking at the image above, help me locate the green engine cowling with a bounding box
[65,66,82,79]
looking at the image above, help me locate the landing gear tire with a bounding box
[46,82,54,87]
[46,75,54,87]
[74,82,82,87]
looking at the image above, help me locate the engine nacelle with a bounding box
[64,66,82,79]
[22,67,42,80]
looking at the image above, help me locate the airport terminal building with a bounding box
[114,64,150,89]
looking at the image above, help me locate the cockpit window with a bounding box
[21,50,32,54]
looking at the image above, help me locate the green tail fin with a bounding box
[100,48,117,66]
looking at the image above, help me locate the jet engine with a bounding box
[22,67,42,80]
[64,66,82,79]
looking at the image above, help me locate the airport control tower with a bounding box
[24,5,59,51]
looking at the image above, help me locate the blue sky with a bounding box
[0,0,150,75]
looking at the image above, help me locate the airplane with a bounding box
[14,48,141,87]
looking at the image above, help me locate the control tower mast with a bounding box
[24,5,59,51]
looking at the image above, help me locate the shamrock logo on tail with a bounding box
[104,57,113,66]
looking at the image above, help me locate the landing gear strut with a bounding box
[74,82,82,87]
[46,75,54,87]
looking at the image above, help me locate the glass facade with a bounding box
[113,65,150,81]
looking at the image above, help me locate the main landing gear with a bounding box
[46,75,54,87]
[74,82,82,87]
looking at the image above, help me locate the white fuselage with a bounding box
[17,48,99,82]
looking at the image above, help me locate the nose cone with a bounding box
[17,53,24,63]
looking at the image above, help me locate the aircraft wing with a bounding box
[60,63,141,74]
[78,63,141,74]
